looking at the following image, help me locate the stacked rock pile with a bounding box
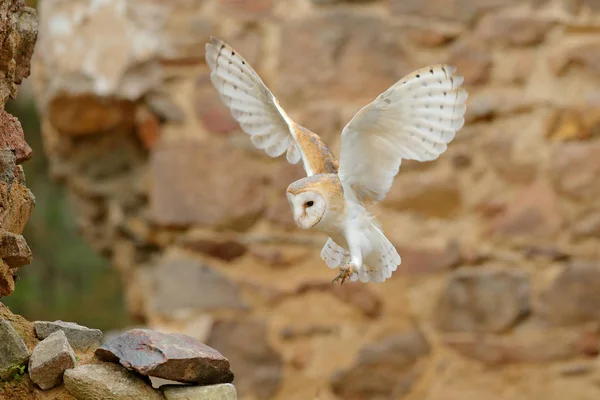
[0,315,237,400]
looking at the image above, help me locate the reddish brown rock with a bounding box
[279,11,411,103]
[0,259,15,297]
[443,331,585,365]
[96,329,234,385]
[435,267,530,333]
[382,170,462,218]
[551,140,600,201]
[0,111,32,163]
[135,108,160,150]
[480,135,537,184]
[448,39,493,85]
[390,0,521,22]
[48,95,136,136]
[180,237,247,262]
[395,243,461,275]
[149,253,247,317]
[0,230,32,269]
[195,73,240,135]
[489,182,562,237]
[330,328,430,400]
[150,138,266,229]
[477,14,552,46]
[207,319,282,400]
[538,261,600,326]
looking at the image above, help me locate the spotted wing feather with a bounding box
[338,64,468,203]
[205,37,304,167]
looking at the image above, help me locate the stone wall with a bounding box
[0,0,37,297]
[31,1,600,400]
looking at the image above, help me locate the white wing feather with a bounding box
[338,64,468,203]
[205,37,302,166]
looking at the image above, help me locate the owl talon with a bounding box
[332,264,357,285]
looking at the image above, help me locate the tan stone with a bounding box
[219,0,273,18]
[551,140,600,201]
[390,0,521,22]
[545,107,600,141]
[295,281,382,318]
[150,138,266,229]
[0,1,37,107]
[383,170,462,218]
[404,25,461,47]
[330,328,430,400]
[279,11,411,103]
[148,253,248,317]
[443,330,586,365]
[395,243,461,275]
[206,319,282,400]
[448,39,493,85]
[265,162,305,229]
[0,180,35,235]
[480,134,537,184]
[477,14,552,46]
[435,267,531,333]
[549,39,600,76]
[572,212,600,239]
[489,182,562,237]
[538,261,600,326]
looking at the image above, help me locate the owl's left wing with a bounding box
[338,64,468,203]
[206,37,317,175]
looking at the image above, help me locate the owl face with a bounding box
[286,190,326,230]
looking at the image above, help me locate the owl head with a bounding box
[286,174,344,230]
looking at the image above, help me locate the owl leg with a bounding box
[332,264,359,285]
[332,230,362,285]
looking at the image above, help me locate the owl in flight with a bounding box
[205,37,467,284]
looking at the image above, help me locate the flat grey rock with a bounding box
[0,319,29,381]
[29,330,76,390]
[64,362,164,400]
[95,329,233,385]
[34,320,102,352]
[163,383,237,400]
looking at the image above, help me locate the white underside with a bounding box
[320,199,401,283]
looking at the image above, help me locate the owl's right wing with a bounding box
[206,37,317,175]
[338,64,468,203]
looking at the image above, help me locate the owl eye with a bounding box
[305,201,314,207]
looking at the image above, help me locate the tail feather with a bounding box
[361,224,400,283]
[319,224,401,284]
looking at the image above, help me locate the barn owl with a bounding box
[205,37,468,284]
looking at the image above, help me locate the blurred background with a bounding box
[5,0,600,399]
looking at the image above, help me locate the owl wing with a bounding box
[337,64,468,203]
[206,37,326,176]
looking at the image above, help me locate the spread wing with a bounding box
[338,64,468,203]
[205,36,334,176]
